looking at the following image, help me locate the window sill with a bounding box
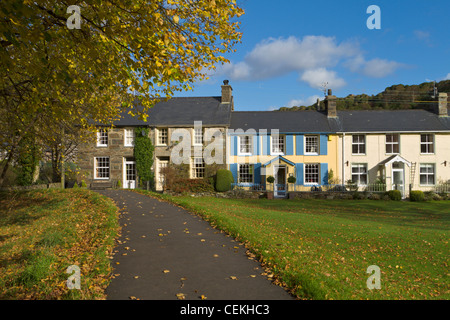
[96,145,108,148]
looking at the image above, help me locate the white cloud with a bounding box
[445,73,450,80]
[286,95,323,108]
[222,35,358,81]
[344,55,403,78]
[300,68,346,90]
[361,58,403,78]
[214,35,404,90]
[414,30,430,41]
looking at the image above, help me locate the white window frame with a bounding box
[193,127,203,146]
[351,163,368,186]
[97,129,108,147]
[419,163,435,186]
[238,164,254,183]
[124,129,135,147]
[304,135,319,155]
[420,134,434,154]
[192,157,205,179]
[157,128,168,146]
[238,135,252,155]
[270,135,285,155]
[352,134,366,155]
[94,157,110,180]
[304,163,320,185]
[385,133,400,154]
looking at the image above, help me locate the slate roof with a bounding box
[337,109,450,132]
[229,111,337,133]
[229,109,450,133]
[112,96,232,127]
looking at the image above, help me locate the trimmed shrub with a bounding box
[215,169,234,192]
[169,178,215,194]
[387,190,402,201]
[410,190,425,202]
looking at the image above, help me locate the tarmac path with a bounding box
[98,190,294,300]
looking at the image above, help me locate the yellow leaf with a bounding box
[176,293,186,300]
[173,15,179,24]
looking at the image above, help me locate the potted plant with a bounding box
[287,175,296,191]
[266,176,275,199]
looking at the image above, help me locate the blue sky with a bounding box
[174,0,450,111]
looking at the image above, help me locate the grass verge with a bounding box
[0,188,120,299]
[136,190,449,300]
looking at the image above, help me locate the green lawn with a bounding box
[0,189,120,299]
[140,191,449,300]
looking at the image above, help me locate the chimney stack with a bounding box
[438,92,448,117]
[221,80,233,104]
[325,89,337,118]
[316,98,321,111]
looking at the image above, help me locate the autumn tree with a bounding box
[0,0,244,185]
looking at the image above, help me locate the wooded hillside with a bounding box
[277,80,450,111]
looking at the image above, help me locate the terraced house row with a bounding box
[78,81,450,198]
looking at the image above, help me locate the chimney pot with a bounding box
[327,89,332,96]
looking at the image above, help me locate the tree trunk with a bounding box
[0,148,14,187]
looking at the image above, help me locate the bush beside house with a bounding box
[410,190,425,202]
[215,169,234,192]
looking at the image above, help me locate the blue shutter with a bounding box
[320,135,328,155]
[295,163,304,185]
[231,136,238,156]
[229,163,238,183]
[253,135,259,155]
[262,135,269,155]
[321,163,328,185]
[286,135,294,155]
[296,135,304,155]
[254,163,261,184]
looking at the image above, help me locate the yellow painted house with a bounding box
[227,95,341,197]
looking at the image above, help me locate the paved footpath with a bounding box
[98,190,294,300]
